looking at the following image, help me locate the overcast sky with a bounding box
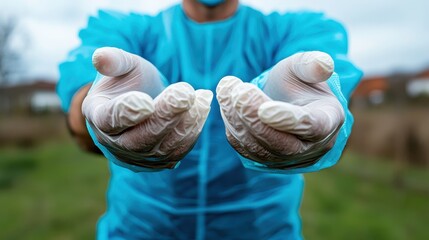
[1,0,428,82]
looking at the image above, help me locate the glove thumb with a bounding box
[92,47,139,77]
[276,51,334,84]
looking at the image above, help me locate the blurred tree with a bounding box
[0,17,20,85]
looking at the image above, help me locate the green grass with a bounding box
[0,138,109,240]
[1,140,429,240]
[302,153,429,240]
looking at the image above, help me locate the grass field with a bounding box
[1,138,429,240]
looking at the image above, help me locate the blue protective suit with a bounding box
[57,4,362,240]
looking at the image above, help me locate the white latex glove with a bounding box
[216,51,344,169]
[83,47,213,170]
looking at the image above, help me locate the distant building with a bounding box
[351,76,389,106]
[407,70,429,97]
[351,67,429,107]
[0,80,61,114]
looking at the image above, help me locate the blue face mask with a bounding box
[197,0,226,7]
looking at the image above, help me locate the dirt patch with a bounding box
[348,106,429,166]
[0,114,69,147]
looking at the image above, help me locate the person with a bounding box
[57,0,362,239]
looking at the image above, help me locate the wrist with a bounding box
[69,84,91,135]
[68,84,101,153]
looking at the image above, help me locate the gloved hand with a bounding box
[82,47,213,170]
[216,51,344,169]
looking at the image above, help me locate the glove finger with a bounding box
[216,76,243,119]
[258,98,344,141]
[158,89,213,155]
[216,76,247,137]
[258,101,311,135]
[231,83,311,155]
[114,82,196,153]
[152,82,196,118]
[86,91,155,135]
[285,51,334,84]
